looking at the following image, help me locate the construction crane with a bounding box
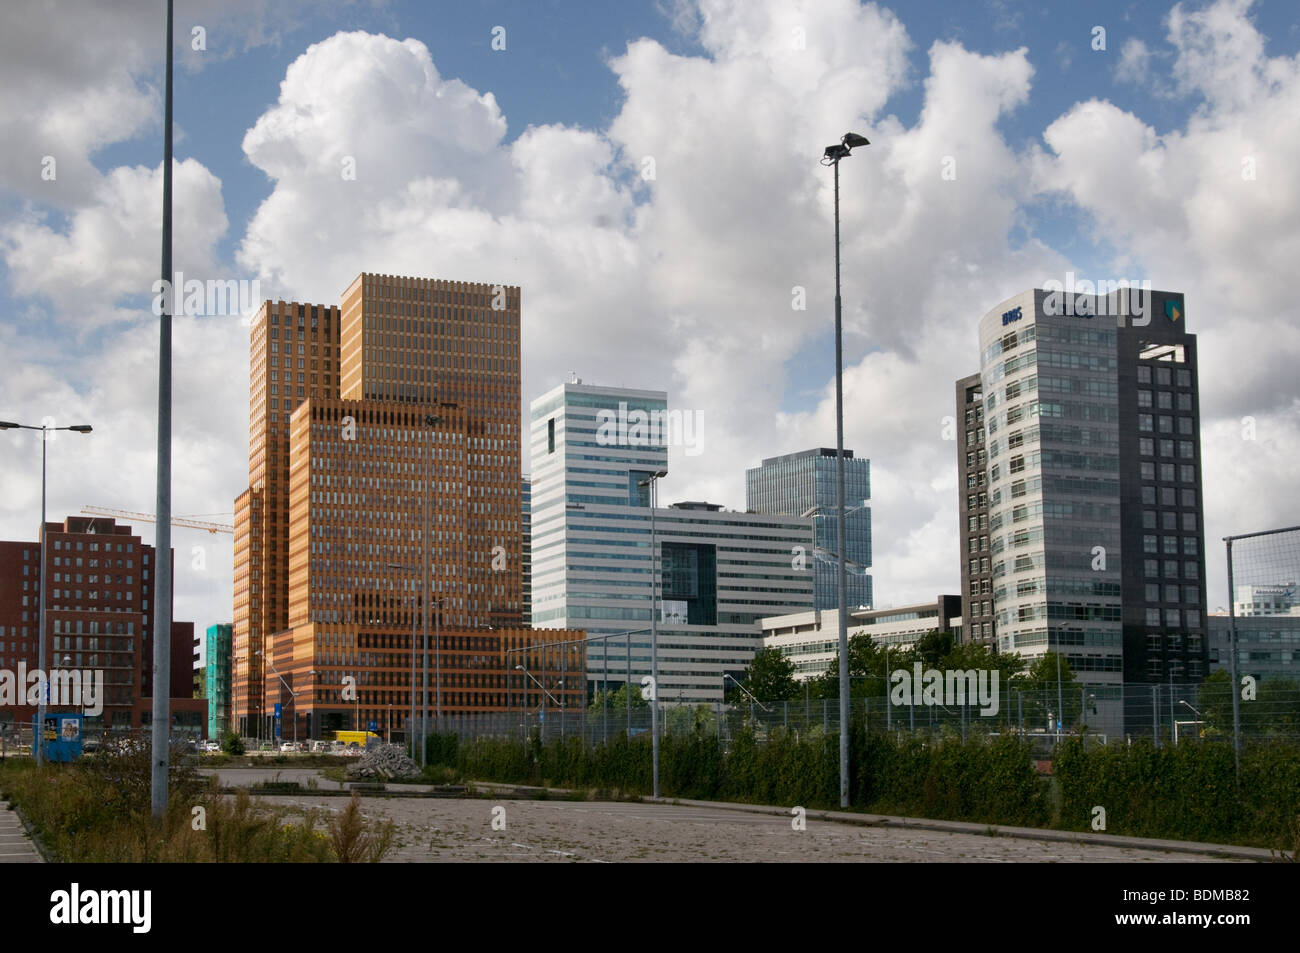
[81,505,234,535]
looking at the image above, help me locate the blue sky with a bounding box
[3,0,1299,630]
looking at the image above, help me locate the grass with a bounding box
[0,736,397,863]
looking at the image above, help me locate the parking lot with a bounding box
[194,765,1260,863]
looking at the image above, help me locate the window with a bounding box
[1146,608,1161,626]
[1180,488,1196,507]
[1162,511,1178,530]
[1145,584,1161,602]
[1164,560,1179,578]
[1156,366,1172,386]
[1183,537,1198,556]
[1139,438,1154,456]
[1178,417,1193,435]
[1176,369,1191,387]
[1165,584,1180,602]
[1179,465,1196,483]
[1160,486,1176,506]
[1160,439,1175,457]
[1161,463,1176,482]
[1163,536,1179,554]
[1141,486,1156,504]
[1137,365,1151,384]
[1147,633,1162,651]
[1177,393,1193,411]
[1165,608,1181,627]
[1143,535,1158,553]
[1138,414,1153,432]
[1186,609,1201,627]
[1144,558,1159,576]
[1185,586,1200,604]
[1138,390,1153,408]
[1141,462,1156,480]
[1143,510,1157,529]
[1184,561,1198,579]
[1182,512,1198,532]
[1157,391,1173,409]
[1158,415,1173,433]
[1178,440,1194,459]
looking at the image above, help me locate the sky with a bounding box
[1,0,1298,638]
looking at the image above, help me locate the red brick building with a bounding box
[0,516,206,736]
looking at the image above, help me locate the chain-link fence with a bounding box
[426,677,1300,749]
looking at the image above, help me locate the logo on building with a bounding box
[1001,306,1023,326]
[1164,299,1183,322]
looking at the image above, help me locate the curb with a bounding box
[648,797,1274,861]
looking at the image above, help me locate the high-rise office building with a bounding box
[962,287,1208,709]
[234,275,579,741]
[955,375,995,645]
[745,448,872,611]
[530,380,814,702]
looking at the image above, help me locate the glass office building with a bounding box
[530,381,814,702]
[745,448,872,611]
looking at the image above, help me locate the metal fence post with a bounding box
[1152,685,1160,747]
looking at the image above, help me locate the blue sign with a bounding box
[36,713,83,762]
[1001,306,1022,326]
[368,721,378,733]
[274,702,282,717]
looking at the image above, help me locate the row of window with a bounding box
[1137,365,1192,388]
[1137,389,1193,410]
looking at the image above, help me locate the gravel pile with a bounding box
[346,744,421,780]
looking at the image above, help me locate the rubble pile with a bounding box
[345,744,421,780]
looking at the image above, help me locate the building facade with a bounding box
[745,448,872,612]
[762,596,963,679]
[1208,612,1300,682]
[0,516,204,735]
[967,287,1207,709]
[955,374,995,645]
[205,622,232,739]
[530,381,814,702]
[234,275,574,742]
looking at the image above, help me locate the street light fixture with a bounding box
[515,663,561,737]
[0,419,93,766]
[254,650,315,747]
[818,129,869,808]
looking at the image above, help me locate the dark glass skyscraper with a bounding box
[746,448,872,611]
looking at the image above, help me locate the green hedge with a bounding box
[1054,737,1300,848]
[428,726,1299,850]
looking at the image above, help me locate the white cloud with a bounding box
[4,0,1299,634]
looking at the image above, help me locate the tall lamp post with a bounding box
[0,419,93,766]
[820,130,870,808]
[637,470,667,799]
[254,650,314,747]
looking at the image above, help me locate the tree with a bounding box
[220,731,245,756]
[1199,669,1234,735]
[1011,652,1081,730]
[587,684,647,713]
[665,703,718,736]
[739,648,798,702]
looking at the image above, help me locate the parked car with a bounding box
[280,741,297,752]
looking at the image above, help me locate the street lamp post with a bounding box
[0,420,93,766]
[820,130,869,808]
[638,470,667,799]
[515,664,560,734]
[255,651,314,747]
